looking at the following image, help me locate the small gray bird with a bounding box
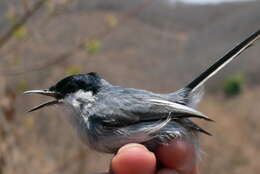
[25,30,259,156]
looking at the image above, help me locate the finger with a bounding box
[155,138,198,174]
[111,143,156,174]
[156,168,178,174]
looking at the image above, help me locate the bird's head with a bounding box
[24,72,103,112]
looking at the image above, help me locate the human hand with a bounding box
[111,138,199,174]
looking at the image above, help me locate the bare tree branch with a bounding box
[3,0,155,76]
[0,0,48,50]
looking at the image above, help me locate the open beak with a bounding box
[24,89,62,112]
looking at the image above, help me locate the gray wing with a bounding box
[89,88,212,128]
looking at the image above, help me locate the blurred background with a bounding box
[0,0,259,173]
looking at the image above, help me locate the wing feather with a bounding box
[90,90,212,129]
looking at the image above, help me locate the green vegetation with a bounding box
[16,79,28,91]
[5,8,27,39]
[105,14,118,28]
[84,39,101,55]
[14,26,27,39]
[65,65,81,75]
[223,73,244,97]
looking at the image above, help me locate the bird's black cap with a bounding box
[49,72,102,98]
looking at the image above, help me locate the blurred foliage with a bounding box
[13,26,27,39]
[5,7,27,39]
[9,56,21,66]
[105,14,118,28]
[23,116,35,130]
[1,87,16,122]
[223,73,244,97]
[46,0,74,15]
[84,39,101,55]
[65,65,81,75]
[16,79,28,91]
[5,7,16,23]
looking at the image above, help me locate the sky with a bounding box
[173,0,253,4]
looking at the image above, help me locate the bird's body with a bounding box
[25,29,260,156]
[62,81,204,153]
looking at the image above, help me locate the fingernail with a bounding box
[117,143,147,154]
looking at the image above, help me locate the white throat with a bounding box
[61,90,96,146]
[63,90,96,114]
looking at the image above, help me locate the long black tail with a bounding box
[186,29,260,92]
